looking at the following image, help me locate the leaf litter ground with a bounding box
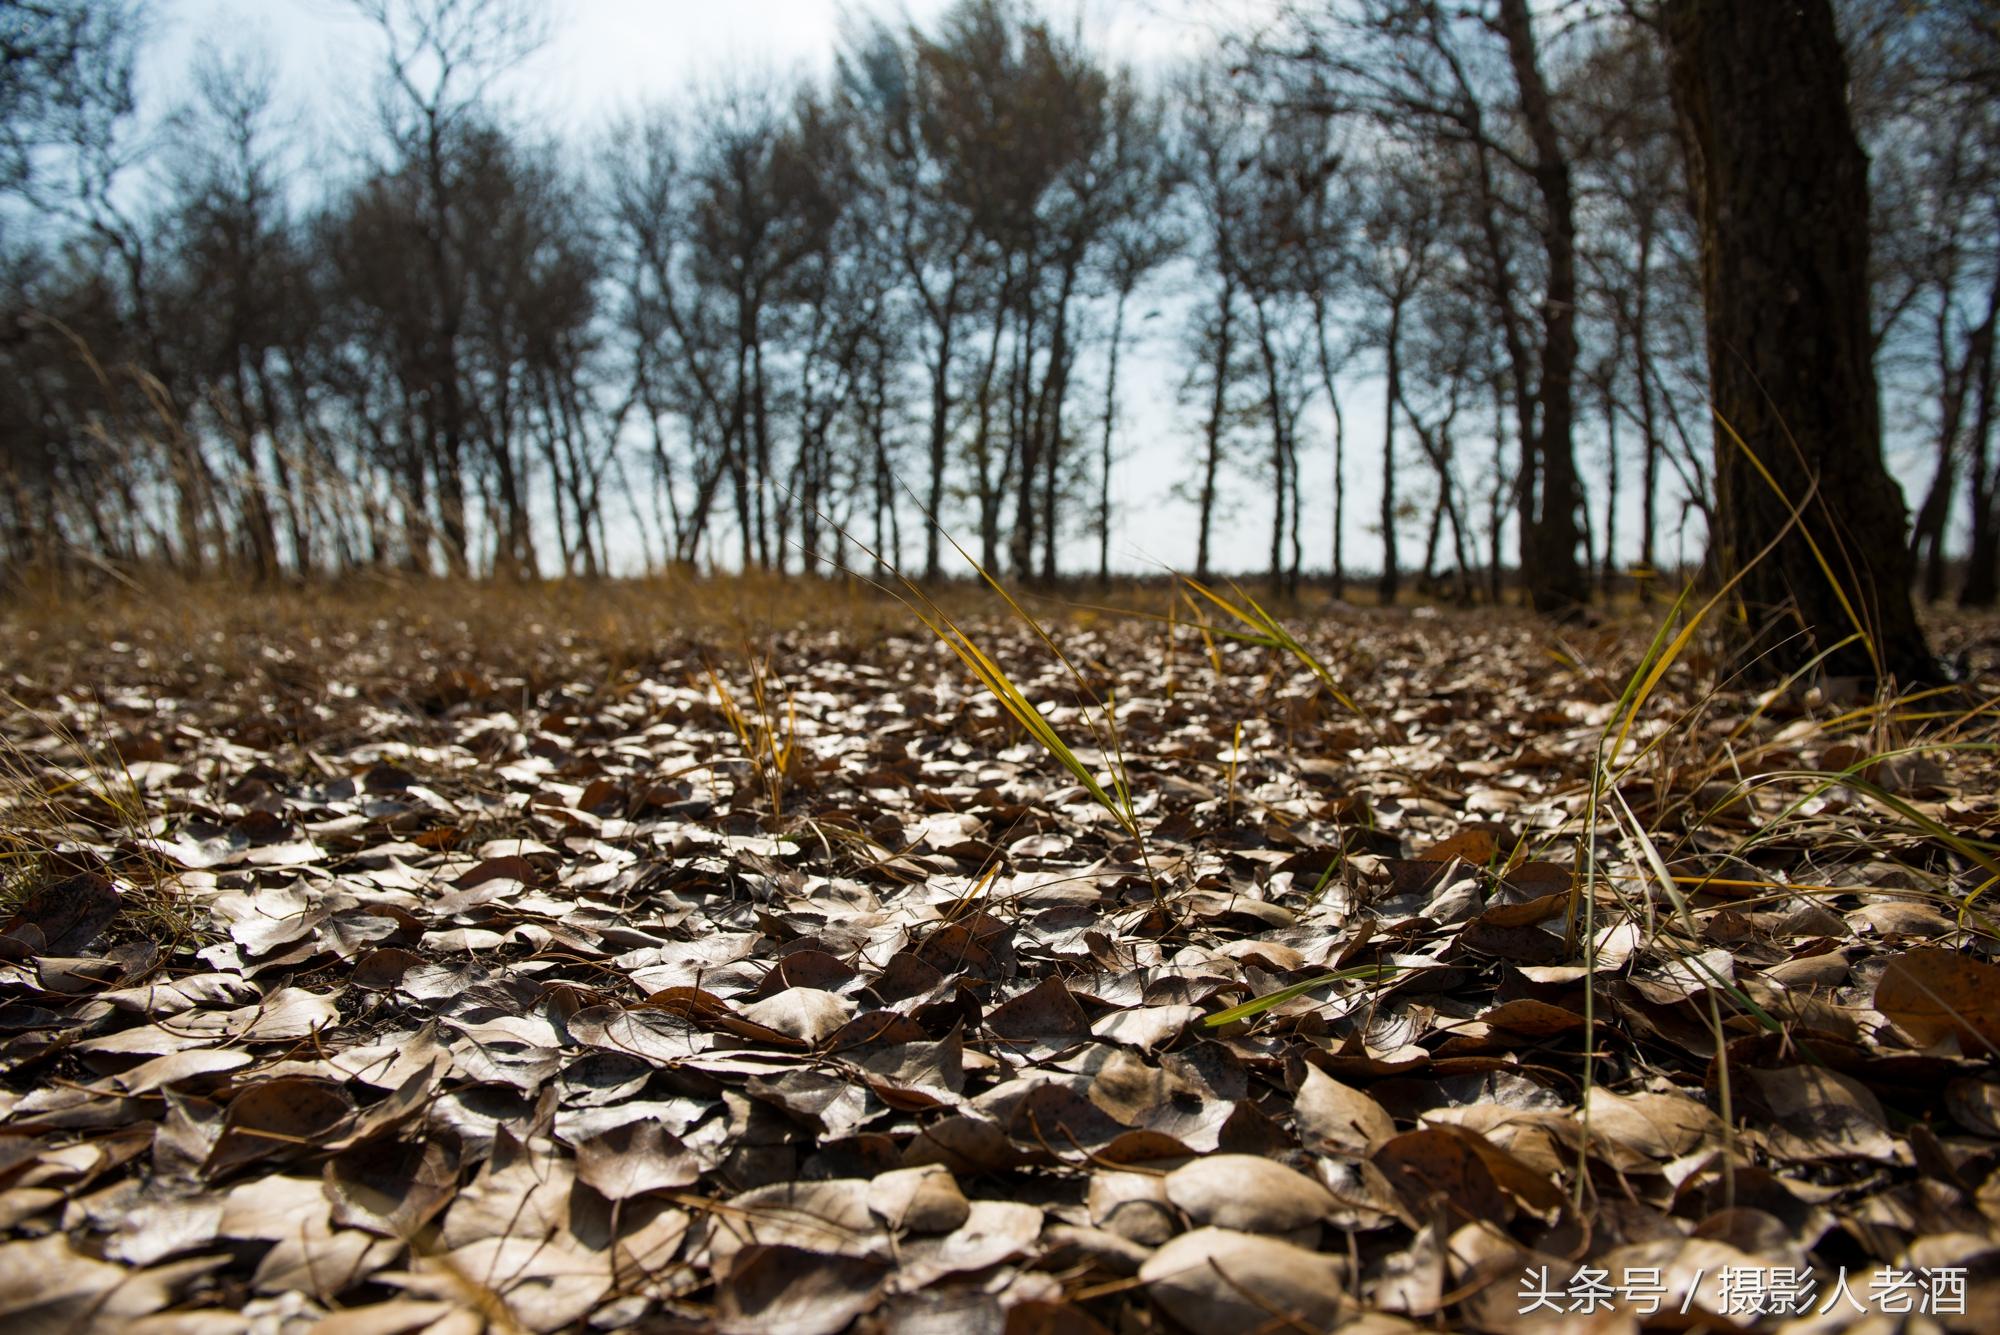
[5,585,2000,1333]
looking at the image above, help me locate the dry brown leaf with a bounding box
[865,1164,970,1234]
[894,1199,1043,1286]
[1875,947,2000,1052]
[304,1300,457,1335]
[1744,1064,1901,1163]
[1163,1153,1336,1234]
[571,1120,700,1200]
[0,1234,181,1328]
[1294,1066,1396,1155]
[1374,1128,1511,1226]
[1140,1226,1351,1334]
[738,987,857,1046]
[203,1078,356,1178]
[1582,1087,1723,1159]
[1087,1168,1178,1246]
[713,1243,886,1335]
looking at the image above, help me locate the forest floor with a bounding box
[3,574,2000,1334]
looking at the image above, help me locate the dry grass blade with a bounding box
[705,651,799,818]
[1713,408,1881,680]
[1176,575,1362,717]
[855,519,1144,845]
[909,597,1140,841]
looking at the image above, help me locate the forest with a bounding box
[0,0,1990,614]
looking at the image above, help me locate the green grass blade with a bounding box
[1201,962,1411,1028]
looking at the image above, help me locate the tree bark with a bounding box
[1380,299,1402,606]
[1958,301,2000,605]
[1496,0,1587,617]
[1664,0,1935,683]
[1601,372,1620,594]
[1632,219,1662,600]
[1194,276,1234,583]
[1097,281,1129,588]
[1252,291,1289,599]
[1953,249,2000,604]
[1313,290,1346,600]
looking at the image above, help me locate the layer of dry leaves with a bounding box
[5,587,2000,1334]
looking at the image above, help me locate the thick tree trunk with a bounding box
[1665,0,1934,683]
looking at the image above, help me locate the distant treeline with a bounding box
[0,0,1993,607]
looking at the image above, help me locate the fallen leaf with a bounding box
[714,1244,886,1335]
[1295,1066,1396,1154]
[571,1120,700,1200]
[1875,948,2000,1052]
[1163,1154,1336,1234]
[1140,1226,1351,1334]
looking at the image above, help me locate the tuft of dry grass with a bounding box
[705,650,800,820]
[0,689,198,961]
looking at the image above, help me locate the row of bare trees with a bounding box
[0,0,1994,619]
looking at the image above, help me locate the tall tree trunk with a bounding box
[974,276,1010,574]
[1420,494,1443,590]
[923,282,959,582]
[1038,260,1078,585]
[1489,378,1508,604]
[1253,292,1288,599]
[1011,290,1045,580]
[1098,282,1129,588]
[752,329,772,570]
[871,356,892,578]
[1287,426,1303,599]
[1314,297,1348,600]
[1497,0,1587,616]
[1380,302,1402,606]
[1601,373,1620,594]
[252,360,308,574]
[1910,460,1954,604]
[1330,389,1347,600]
[1195,277,1234,583]
[1958,299,2000,604]
[1665,0,1935,682]
[226,366,279,580]
[1937,256,2000,602]
[1632,218,1662,599]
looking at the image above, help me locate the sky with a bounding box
[127,0,1776,581]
